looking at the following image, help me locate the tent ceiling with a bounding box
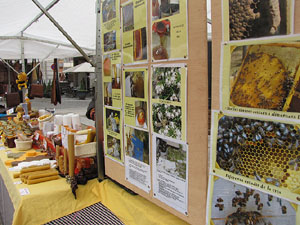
[0,0,96,60]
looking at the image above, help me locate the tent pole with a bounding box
[0,59,19,74]
[95,0,105,181]
[32,0,95,67]
[21,32,25,72]
[7,61,11,93]
[21,0,60,33]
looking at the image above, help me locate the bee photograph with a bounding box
[208,176,297,225]
[105,108,120,133]
[228,40,300,113]
[215,113,300,195]
[228,0,292,41]
[106,135,121,160]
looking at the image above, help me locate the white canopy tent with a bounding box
[0,0,96,61]
[63,62,95,73]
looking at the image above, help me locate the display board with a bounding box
[210,0,300,224]
[99,0,208,224]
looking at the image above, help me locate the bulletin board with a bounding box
[209,0,300,224]
[98,0,209,224]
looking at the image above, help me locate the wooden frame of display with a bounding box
[97,0,209,224]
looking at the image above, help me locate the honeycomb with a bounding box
[229,0,285,40]
[230,52,291,110]
[217,115,300,192]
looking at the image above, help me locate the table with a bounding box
[0,146,101,225]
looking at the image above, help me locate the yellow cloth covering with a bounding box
[0,148,101,225]
[1,147,188,225]
[93,179,189,225]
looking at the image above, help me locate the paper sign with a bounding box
[19,188,30,196]
[6,108,14,115]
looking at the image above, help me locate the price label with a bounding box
[0,146,6,151]
[43,139,47,150]
[19,188,30,196]
[6,108,14,115]
[14,181,22,185]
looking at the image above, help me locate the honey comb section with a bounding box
[217,115,300,192]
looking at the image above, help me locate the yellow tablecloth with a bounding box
[0,148,101,225]
[93,179,189,225]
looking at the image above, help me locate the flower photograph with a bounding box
[152,67,181,101]
[152,103,182,140]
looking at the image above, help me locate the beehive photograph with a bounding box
[228,0,291,40]
[229,42,300,112]
[215,114,299,195]
[209,176,297,225]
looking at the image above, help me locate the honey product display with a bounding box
[216,115,299,194]
[230,43,300,112]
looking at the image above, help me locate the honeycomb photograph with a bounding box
[229,42,300,112]
[216,115,299,194]
[229,0,291,40]
[209,177,297,225]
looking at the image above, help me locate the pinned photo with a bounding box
[228,0,290,40]
[102,0,117,23]
[125,127,149,164]
[152,103,182,140]
[104,30,117,52]
[125,71,145,98]
[105,108,120,133]
[104,82,112,106]
[215,114,300,193]
[133,27,147,61]
[152,19,170,60]
[107,135,121,160]
[228,41,300,112]
[122,2,134,32]
[152,67,181,101]
[103,55,111,76]
[155,136,187,180]
[112,64,121,89]
[208,176,297,225]
[152,0,180,21]
[135,101,147,129]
